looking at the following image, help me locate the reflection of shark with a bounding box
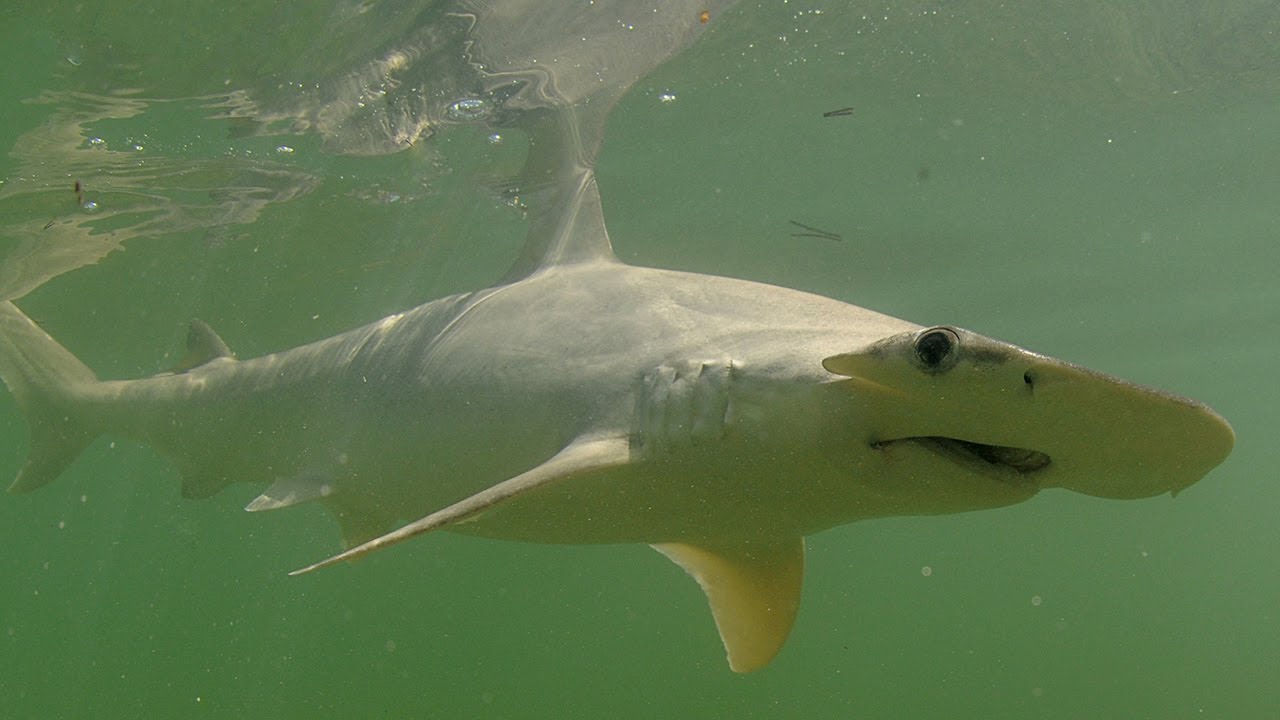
[0,165,1233,671]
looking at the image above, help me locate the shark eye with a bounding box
[914,327,960,371]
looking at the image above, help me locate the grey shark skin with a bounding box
[0,174,1233,673]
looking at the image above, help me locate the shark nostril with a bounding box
[1023,370,1035,389]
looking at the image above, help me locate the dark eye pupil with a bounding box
[915,330,954,367]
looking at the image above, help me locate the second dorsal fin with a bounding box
[171,319,235,373]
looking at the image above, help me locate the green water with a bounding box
[1,2,1276,717]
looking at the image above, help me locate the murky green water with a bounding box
[1,2,1275,717]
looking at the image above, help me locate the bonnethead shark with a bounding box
[0,165,1234,670]
[0,2,1234,673]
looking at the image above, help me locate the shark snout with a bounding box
[1014,360,1235,499]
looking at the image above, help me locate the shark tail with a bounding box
[0,301,101,493]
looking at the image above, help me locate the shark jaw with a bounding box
[885,436,1051,477]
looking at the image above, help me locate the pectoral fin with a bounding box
[290,434,632,575]
[652,537,805,673]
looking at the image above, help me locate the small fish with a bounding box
[788,219,843,242]
[74,180,85,206]
[822,107,854,118]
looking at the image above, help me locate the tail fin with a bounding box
[0,301,100,493]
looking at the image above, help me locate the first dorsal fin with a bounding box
[499,106,619,283]
[500,168,617,282]
[171,319,234,373]
[653,538,805,673]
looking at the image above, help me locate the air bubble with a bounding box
[446,97,490,122]
[921,565,932,577]
[658,91,677,104]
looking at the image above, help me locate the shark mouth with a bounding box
[878,437,1051,476]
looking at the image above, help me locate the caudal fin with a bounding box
[0,301,100,493]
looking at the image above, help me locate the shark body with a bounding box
[0,173,1234,671]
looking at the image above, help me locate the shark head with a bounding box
[821,326,1235,508]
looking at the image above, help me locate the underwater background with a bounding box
[0,1,1275,717]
